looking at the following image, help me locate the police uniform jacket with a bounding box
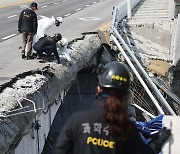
[34,35,57,49]
[55,97,154,154]
[18,8,37,33]
[33,35,60,63]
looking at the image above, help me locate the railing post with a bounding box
[127,0,132,20]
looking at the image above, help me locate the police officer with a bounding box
[18,2,38,59]
[55,61,171,154]
[33,33,62,64]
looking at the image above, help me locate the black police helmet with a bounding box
[54,33,62,41]
[30,2,38,9]
[98,61,130,90]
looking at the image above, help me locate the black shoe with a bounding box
[37,55,41,59]
[39,59,46,63]
[21,53,26,59]
[32,53,37,58]
[26,54,33,60]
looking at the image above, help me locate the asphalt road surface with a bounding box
[0,0,108,42]
[0,0,122,85]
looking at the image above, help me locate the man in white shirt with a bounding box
[36,16,63,39]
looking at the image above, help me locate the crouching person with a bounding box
[33,33,62,64]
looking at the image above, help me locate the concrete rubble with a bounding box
[0,33,101,154]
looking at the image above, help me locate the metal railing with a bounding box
[111,27,176,115]
[110,0,177,115]
[112,0,141,29]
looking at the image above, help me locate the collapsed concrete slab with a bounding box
[125,21,173,63]
[121,20,180,98]
[0,33,101,154]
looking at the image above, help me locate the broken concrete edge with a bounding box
[68,31,98,47]
[0,33,102,154]
[124,16,173,62]
[117,19,179,88]
[0,68,49,93]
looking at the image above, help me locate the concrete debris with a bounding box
[97,30,110,44]
[0,74,47,111]
[0,34,101,154]
[147,60,170,76]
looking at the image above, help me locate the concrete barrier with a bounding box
[0,34,101,154]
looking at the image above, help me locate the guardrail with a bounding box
[112,0,141,29]
[111,27,176,115]
[110,0,177,115]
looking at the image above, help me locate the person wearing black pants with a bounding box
[33,33,62,64]
[18,2,38,59]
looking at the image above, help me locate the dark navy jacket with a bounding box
[33,35,60,63]
[18,8,37,33]
[55,98,154,154]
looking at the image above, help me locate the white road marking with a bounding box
[2,34,16,40]
[7,15,17,18]
[78,17,101,21]
[54,2,59,5]
[76,8,82,11]
[93,2,97,4]
[41,6,47,8]
[86,5,89,7]
[20,5,28,9]
[39,15,49,19]
[64,13,71,17]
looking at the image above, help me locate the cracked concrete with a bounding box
[0,33,101,154]
[125,21,173,61]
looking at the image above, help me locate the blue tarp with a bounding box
[134,115,164,144]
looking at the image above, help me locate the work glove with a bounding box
[148,127,171,154]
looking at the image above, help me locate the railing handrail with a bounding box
[111,27,176,115]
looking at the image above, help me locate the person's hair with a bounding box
[103,87,131,141]
[55,20,60,26]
